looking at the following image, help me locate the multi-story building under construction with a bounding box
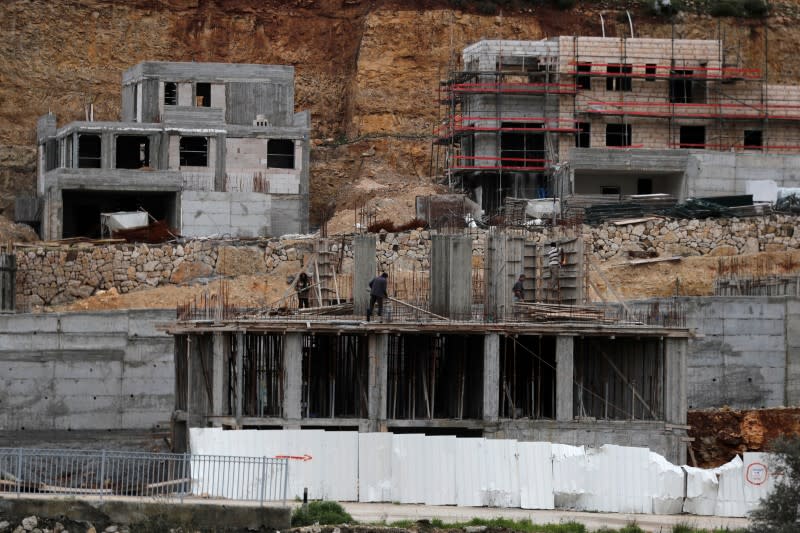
[435,36,800,213]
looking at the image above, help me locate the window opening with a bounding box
[500,122,545,168]
[78,134,102,168]
[164,82,177,106]
[179,137,208,167]
[645,63,657,82]
[679,126,706,149]
[196,83,211,107]
[576,122,591,148]
[744,130,763,150]
[637,178,653,195]
[116,135,151,169]
[576,62,592,90]
[606,64,632,91]
[606,124,632,147]
[670,70,705,103]
[267,139,295,169]
[601,186,621,195]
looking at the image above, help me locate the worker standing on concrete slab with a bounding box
[296,272,311,309]
[366,272,388,322]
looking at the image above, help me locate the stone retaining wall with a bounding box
[14,215,800,307]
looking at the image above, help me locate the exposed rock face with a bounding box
[1,0,799,224]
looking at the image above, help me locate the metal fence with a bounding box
[0,448,288,504]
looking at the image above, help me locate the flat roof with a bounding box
[122,62,294,84]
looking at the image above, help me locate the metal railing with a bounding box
[0,448,288,504]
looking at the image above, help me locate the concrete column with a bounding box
[786,299,800,405]
[555,335,574,422]
[235,332,243,419]
[430,235,473,319]
[282,332,303,421]
[353,235,376,317]
[483,333,500,422]
[664,337,687,425]
[367,333,389,431]
[214,133,226,191]
[211,333,225,416]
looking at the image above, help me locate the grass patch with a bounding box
[291,500,354,527]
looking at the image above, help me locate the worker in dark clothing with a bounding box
[367,272,389,322]
[296,272,311,309]
[512,274,526,302]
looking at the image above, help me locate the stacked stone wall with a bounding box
[14,214,800,307]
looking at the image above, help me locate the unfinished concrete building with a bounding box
[168,233,691,463]
[33,62,309,239]
[435,36,800,213]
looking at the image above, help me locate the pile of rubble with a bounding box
[0,516,126,533]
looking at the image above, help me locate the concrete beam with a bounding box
[664,337,688,425]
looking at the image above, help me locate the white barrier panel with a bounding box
[358,432,392,502]
[743,452,777,514]
[455,438,485,507]
[189,428,774,517]
[518,441,554,509]
[189,428,358,502]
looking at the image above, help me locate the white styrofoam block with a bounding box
[649,451,686,515]
[716,455,747,517]
[746,180,778,203]
[552,444,586,509]
[480,438,521,508]
[683,466,719,515]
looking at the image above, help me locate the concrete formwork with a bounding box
[430,235,473,319]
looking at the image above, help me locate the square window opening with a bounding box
[744,130,763,150]
[116,135,151,169]
[179,137,208,167]
[606,124,632,147]
[679,126,706,149]
[267,139,295,169]
[606,64,632,91]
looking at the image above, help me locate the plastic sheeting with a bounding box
[189,428,775,517]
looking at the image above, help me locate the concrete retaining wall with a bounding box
[0,309,174,431]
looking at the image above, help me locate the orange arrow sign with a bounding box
[275,454,313,461]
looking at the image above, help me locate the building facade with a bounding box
[34,62,310,240]
[437,37,800,212]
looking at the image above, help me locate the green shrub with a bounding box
[742,0,769,17]
[710,0,745,16]
[291,501,353,527]
[749,435,800,532]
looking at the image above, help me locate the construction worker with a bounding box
[512,274,526,302]
[366,272,388,322]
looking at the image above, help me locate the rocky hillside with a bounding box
[2,0,800,224]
